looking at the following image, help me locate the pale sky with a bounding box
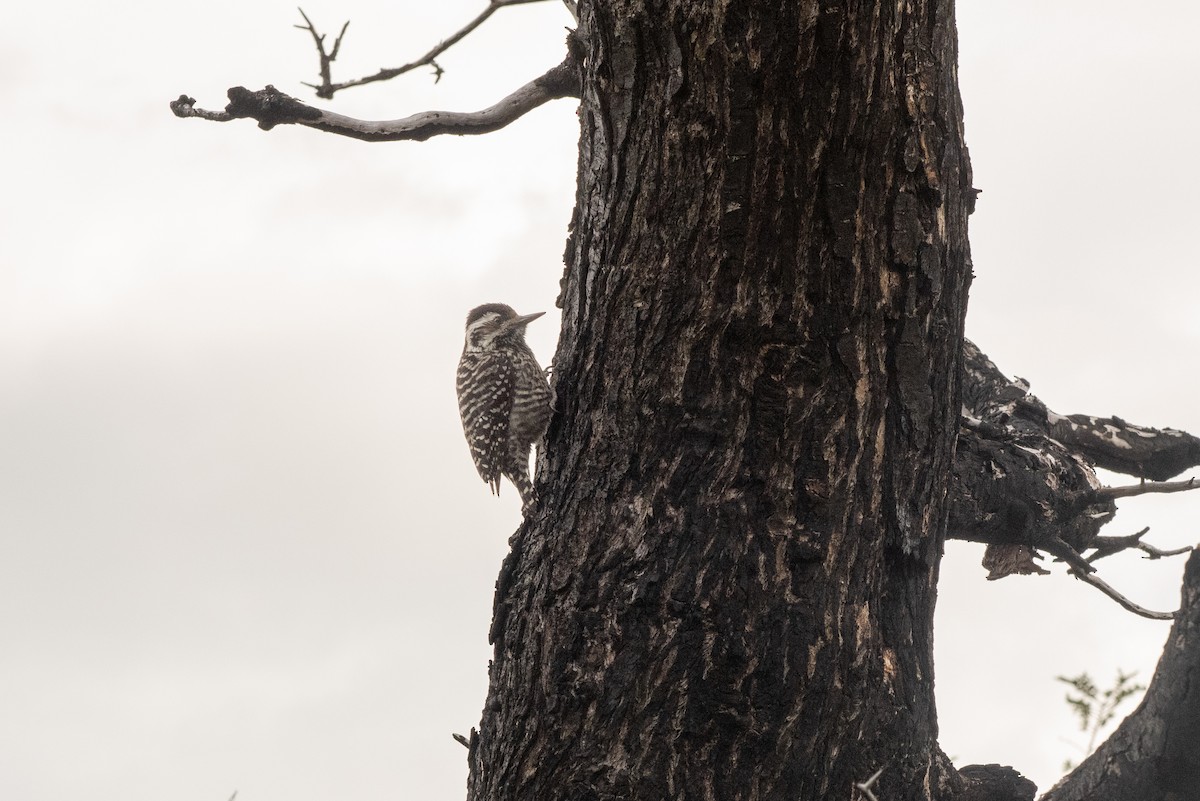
[2,2,1198,800]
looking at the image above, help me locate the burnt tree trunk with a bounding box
[467,2,973,800]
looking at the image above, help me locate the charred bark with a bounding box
[956,764,1036,801]
[1040,550,1200,801]
[468,2,974,800]
[948,341,1200,586]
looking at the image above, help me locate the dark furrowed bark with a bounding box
[469,2,974,800]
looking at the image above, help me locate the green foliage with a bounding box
[1057,669,1146,772]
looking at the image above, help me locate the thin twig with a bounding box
[1071,570,1176,620]
[1044,536,1096,575]
[295,8,349,96]
[1096,477,1198,500]
[855,767,884,801]
[169,97,233,122]
[1087,528,1193,563]
[299,0,558,99]
[170,52,579,142]
[1139,541,1193,560]
[1087,527,1152,563]
[452,732,470,749]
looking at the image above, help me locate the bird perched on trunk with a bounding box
[456,303,553,513]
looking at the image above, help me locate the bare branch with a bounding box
[1096,477,1198,500]
[452,732,470,749]
[1139,541,1193,559]
[1086,527,1153,563]
[955,341,1200,622]
[1049,414,1200,481]
[170,53,579,143]
[1086,527,1193,563]
[295,8,349,97]
[1071,570,1176,620]
[169,96,233,122]
[299,0,559,99]
[1041,536,1097,575]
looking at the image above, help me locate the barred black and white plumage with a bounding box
[456,303,552,512]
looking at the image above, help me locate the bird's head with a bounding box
[463,303,545,352]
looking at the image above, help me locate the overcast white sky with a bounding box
[2,2,1198,799]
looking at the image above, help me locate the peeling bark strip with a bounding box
[471,2,973,800]
[1041,550,1200,801]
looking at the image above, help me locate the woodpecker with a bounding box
[456,303,553,513]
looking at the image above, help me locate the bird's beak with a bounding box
[510,311,545,328]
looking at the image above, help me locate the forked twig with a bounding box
[1087,527,1193,563]
[297,0,559,99]
[295,8,350,96]
[1087,527,1152,563]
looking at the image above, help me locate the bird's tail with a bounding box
[509,469,536,515]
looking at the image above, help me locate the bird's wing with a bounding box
[456,353,514,495]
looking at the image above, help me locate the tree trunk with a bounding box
[468,2,974,800]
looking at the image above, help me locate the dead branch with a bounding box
[1085,527,1192,564]
[295,9,349,98]
[954,342,1200,596]
[1138,541,1193,559]
[1049,414,1200,481]
[298,0,559,100]
[1086,527,1153,562]
[170,53,579,142]
[1044,535,1097,575]
[168,100,233,123]
[989,527,1182,619]
[962,340,1200,483]
[1096,477,1199,500]
[1071,570,1176,620]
